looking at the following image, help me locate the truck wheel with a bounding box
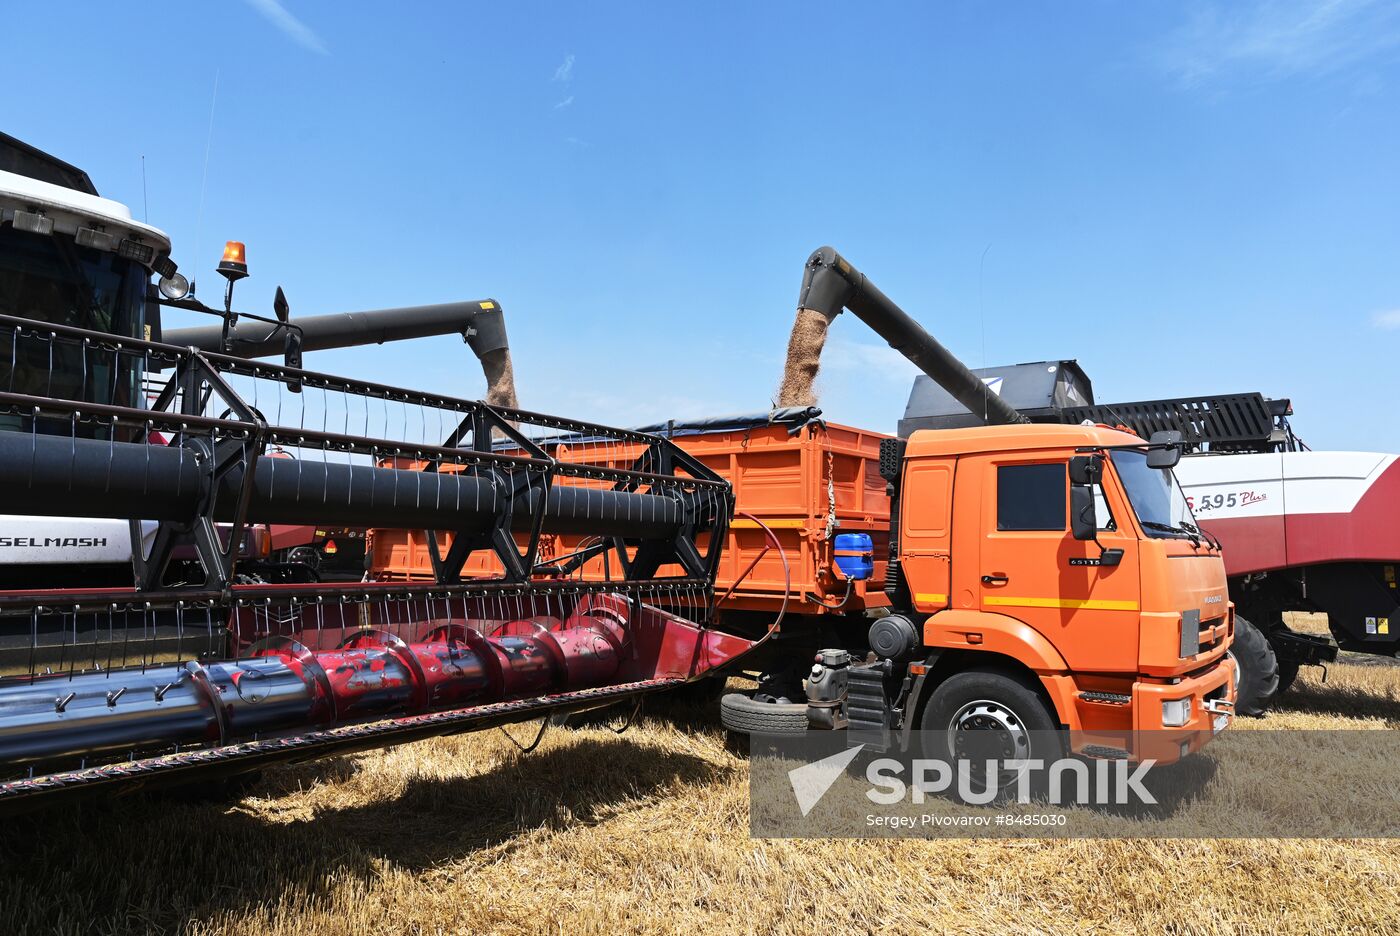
[920,669,1062,794]
[719,692,808,736]
[1232,614,1280,716]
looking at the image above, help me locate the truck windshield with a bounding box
[1110,449,1198,539]
[0,225,147,434]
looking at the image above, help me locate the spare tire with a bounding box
[1233,614,1280,716]
[719,692,809,736]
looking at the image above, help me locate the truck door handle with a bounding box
[981,574,1009,586]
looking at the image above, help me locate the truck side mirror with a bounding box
[1146,430,1183,469]
[1068,454,1103,486]
[1070,484,1096,541]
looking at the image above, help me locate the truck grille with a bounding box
[1198,615,1228,654]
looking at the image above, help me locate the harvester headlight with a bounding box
[158,272,190,301]
[118,237,154,264]
[12,209,53,236]
[1162,698,1192,728]
[76,226,117,251]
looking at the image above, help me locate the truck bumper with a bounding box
[1063,655,1235,765]
[1128,655,1236,763]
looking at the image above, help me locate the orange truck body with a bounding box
[371,420,893,618]
[897,422,1235,748]
[370,419,1235,757]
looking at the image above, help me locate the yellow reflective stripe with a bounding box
[915,593,947,605]
[729,519,806,529]
[479,301,496,310]
[984,596,1139,611]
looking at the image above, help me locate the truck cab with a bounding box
[889,423,1235,761]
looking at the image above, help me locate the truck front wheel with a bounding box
[1231,615,1280,716]
[920,668,1062,782]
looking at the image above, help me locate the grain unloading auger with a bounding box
[0,313,744,812]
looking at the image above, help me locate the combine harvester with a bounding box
[0,136,1235,811]
[0,135,745,810]
[901,359,1400,713]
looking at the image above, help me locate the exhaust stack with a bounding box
[778,247,1028,427]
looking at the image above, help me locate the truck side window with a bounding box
[997,463,1066,531]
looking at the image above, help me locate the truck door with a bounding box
[899,456,955,615]
[977,455,1140,674]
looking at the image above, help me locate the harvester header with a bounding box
[0,309,743,811]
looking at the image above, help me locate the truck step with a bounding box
[846,664,888,733]
[1078,691,1132,705]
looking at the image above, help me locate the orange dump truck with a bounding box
[371,414,1234,763]
[371,248,1236,763]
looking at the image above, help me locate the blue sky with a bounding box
[5,1,1398,450]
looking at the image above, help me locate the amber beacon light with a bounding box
[216,240,248,282]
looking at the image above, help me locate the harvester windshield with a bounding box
[1111,449,1198,537]
[0,224,146,432]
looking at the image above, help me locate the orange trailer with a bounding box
[370,415,890,619]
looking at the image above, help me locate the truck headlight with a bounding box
[1162,698,1192,728]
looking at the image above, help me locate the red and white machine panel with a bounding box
[1175,452,1400,576]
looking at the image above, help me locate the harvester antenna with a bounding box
[978,241,991,423]
[194,69,220,293]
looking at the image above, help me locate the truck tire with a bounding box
[719,692,808,736]
[1232,614,1280,716]
[920,668,1063,794]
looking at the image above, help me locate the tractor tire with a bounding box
[719,692,809,736]
[1232,614,1280,716]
